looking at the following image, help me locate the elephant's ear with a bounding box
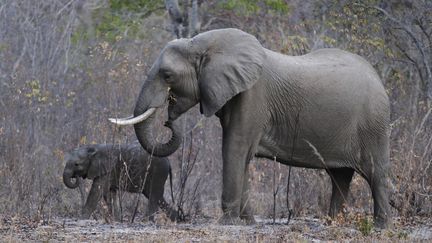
[194,28,266,116]
[86,147,115,179]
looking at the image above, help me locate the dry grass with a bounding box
[1,215,430,242]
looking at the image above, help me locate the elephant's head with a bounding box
[110,28,266,157]
[62,145,114,188]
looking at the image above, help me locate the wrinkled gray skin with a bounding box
[62,143,181,221]
[130,28,391,228]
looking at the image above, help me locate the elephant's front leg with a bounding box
[81,177,105,219]
[220,126,261,225]
[220,146,244,224]
[240,163,255,224]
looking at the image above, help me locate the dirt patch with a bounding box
[1,216,431,242]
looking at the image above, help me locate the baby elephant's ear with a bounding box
[86,147,115,179]
[87,147,97,157]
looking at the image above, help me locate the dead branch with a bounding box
[373,5,432,100]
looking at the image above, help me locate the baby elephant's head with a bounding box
[62,146,97,189]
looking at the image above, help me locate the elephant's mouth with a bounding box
[72,171,87,180]
[63,172,80,189]
[75,171,87,179]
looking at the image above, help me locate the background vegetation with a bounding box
[0,0,431,227]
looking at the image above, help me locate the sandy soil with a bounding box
[1,215,431,242]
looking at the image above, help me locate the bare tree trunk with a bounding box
[165,0,183,38]
[374,5,432,103]
[165,0,201,38]
[189,0,200,37]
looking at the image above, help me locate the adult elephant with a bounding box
[110,28,391,228]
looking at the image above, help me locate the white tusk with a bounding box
[108,108,156,125]
[110,115,134,121]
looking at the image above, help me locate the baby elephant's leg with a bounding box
[144,169,179,221]
[82,177,105,219]
[157,198,182,221]
[144,179,159,221]
[111,190,121,221]
[104,189,121,221]
[149,177,181,221]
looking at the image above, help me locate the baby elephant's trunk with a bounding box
[63,170,79,189]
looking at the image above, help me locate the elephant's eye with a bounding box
[160,70,173,83]
[163,73,171,81]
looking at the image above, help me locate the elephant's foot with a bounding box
[374,215,391,229]
[157,199,185,222]
[113,215,122,222]
[240,215,256,225]
[79,215,88,220]
[168,208,185,222]
[240,207,256,225]
[328,206,344,220]
[218,214,243,225]
[219,211,255,225]
[80,210,91,220]
[168,211,178,222]
[148,213,156,223]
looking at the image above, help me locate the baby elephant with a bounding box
[62,143,181,221]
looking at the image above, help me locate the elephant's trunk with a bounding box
[110,69,181,156]
[133,110,182,157]
[63,170,79,189]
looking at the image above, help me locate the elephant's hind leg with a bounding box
[359,135,392,229]
[104,189,121,221]
[327,167,354,218]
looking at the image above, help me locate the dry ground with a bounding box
[1,215,431,242]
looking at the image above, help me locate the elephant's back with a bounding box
[264,48,387,102]
[266,48,383,82]
[297,48,379,78]
[300,48,389,118]
[302,48,369,64]
[263,48,389,146]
